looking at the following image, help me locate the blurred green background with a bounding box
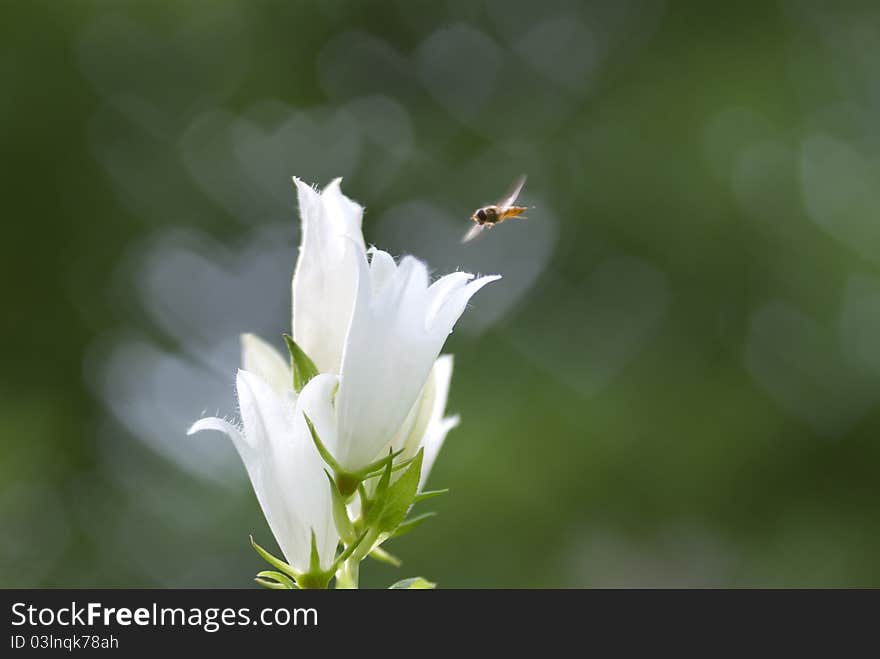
[3,0,880,587]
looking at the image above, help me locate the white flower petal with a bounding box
[241,333,291,395]
[427,354,454,428]
[367,247,398,294]
[389,370,436,459]
[321,178,367,250]
[296,373,341,457]
[335,256,425,470]
[396,255,431,303]
[188,416,250,451]
[237,369,289,453]
[395,354,454,459]
[233,369,338,572]
[335,250,498,472]
[421,415,459,486]
[291,177,366,374]
[395,355,455,485]
[426,272,473,328]
[429,274,502,335]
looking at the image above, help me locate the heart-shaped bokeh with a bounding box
[90,224,296,482]
[77,9,248,136]
[840,273,880,377]
[801,134,880,265]
[180,96,414,222]
[746,300,879,438]
[507,256,669,397]
[88,103,218,227]
[376,191,558,334]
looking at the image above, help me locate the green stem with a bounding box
[336,559,360,589]
[347,560,359,588]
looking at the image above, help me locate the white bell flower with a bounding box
[327,248,497,472]
[289,178,499,475]
[188,177,499,584]
[188,361,339,576]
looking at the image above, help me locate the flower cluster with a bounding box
[189,178,499,588]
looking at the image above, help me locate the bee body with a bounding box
[471,205,528,227]
[462,175,531,243]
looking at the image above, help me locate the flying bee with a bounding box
[462,174,529,243]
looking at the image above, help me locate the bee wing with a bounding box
[496,174,527,209]
[461,222,486,243]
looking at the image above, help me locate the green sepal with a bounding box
[361,450,418,480]
[256,571,297,589]
[308,529,322,575]
[250,536,298,579]
[370,454,394,514]
[390,511,437,539]
[369,546,402,567]
[350,522,383,564]
[295,571,333,590]
[255,577,289,590]
[333,527,370,568]
[251,534,333,589]
[357,447,407,481]
[357,482,370,518]
[325,470,356,544]
[375,448,424,535]
[350,450,425,563]
[413,489,449,504]
[348,458,393,562]
[297,534,334,590]
[304,414,403,497]
[303,414,345,474]
[389,577,436,589]
[283,334,319,392]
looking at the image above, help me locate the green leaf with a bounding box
[283,334,319,392]
[376,449,424,535]
[365,455,393,528]
[325,470,356,543]
[351,450,425,564]
[250,536,299,579]
[256,571,297,589]
[390,511,437,539]
[369,546,402,567]
[389,577,436,589]
[413,489,449,504]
